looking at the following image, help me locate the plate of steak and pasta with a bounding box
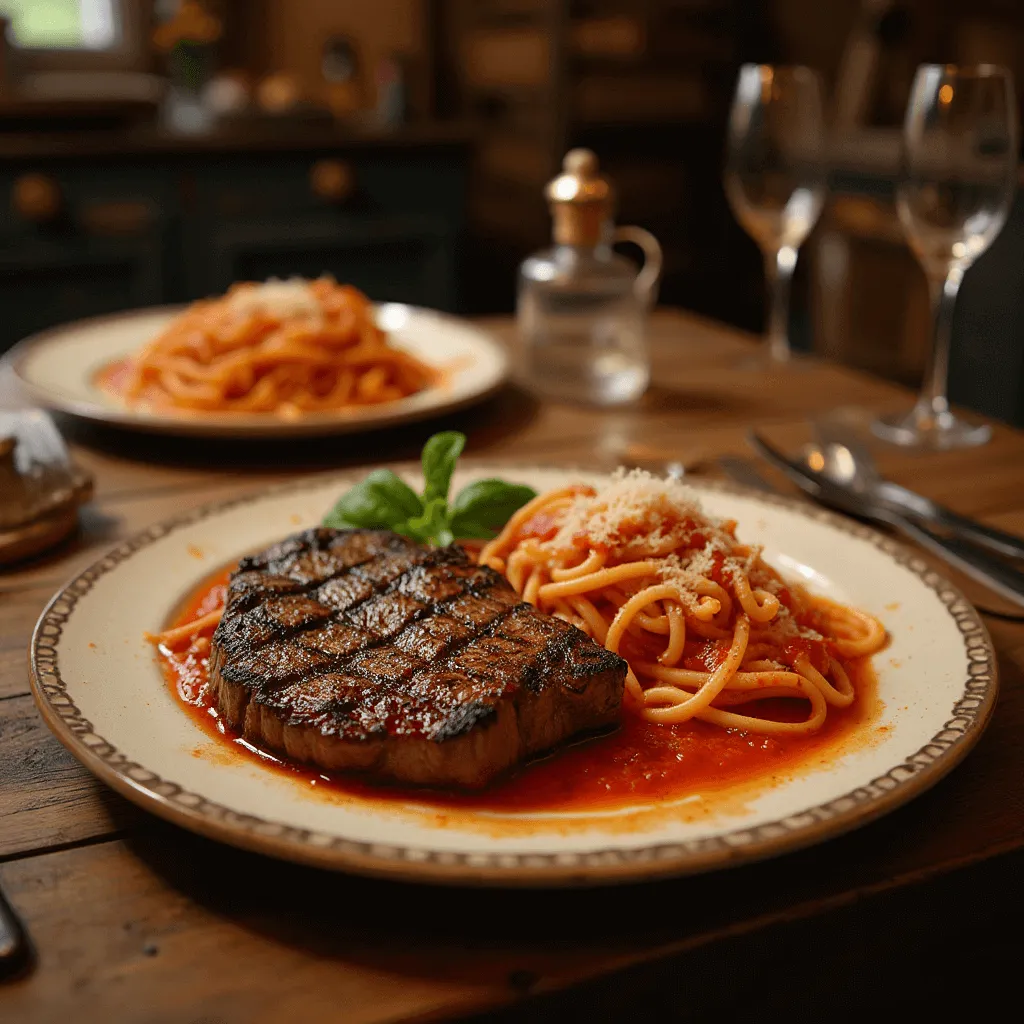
[29,434,997,885]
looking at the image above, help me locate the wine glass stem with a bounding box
[765,246,796,362]
[919,266,963,422]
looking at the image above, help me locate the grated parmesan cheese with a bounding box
[226,278,323,322]
[656,538,765,612]
[540,468,796,615]
[543,468,713,556]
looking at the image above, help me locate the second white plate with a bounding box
[7,303,510,439]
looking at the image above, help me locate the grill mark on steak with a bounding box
[223,640,335,688]
[224,539,522,669]
[217,533,596,692]
[257,595,335,631]
[209,528,627,787]
[344,591,427,637]
[294,621,376,657]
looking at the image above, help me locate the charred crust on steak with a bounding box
[208,528,627,787]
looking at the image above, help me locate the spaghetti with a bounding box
[109,278,436,417]
[479,470,887,736]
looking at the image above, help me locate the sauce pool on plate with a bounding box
[159,566,881,813]
[95,358,131,399]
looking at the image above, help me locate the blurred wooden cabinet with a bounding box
[0,236,166,352]
[203,215,455,309]
[432,0,751,317]
[0,127,469,352]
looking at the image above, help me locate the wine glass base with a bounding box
[871,407,992,450]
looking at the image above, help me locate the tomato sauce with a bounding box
[160,566,881,813]
[94,358,131,398]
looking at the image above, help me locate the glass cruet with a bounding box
[517,149,662,406]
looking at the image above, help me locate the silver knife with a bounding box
[748,431,1024,612]
[812,422,1024,561]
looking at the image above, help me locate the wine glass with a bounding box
[873,64,1019,449]
[725,64,827,368]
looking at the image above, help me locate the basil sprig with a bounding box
[322,431,536,546]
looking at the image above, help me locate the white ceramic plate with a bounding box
[30,467,997,886]
[7,304,509,439]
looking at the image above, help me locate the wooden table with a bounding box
[3,310,1024,1022]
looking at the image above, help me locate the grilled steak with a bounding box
[208,528,626,788]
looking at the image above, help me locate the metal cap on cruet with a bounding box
[544,148,614,247]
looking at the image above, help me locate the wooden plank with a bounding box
[62,446,232,504]
[0,840,498,1024]
[0,648,30,702]
[726,418,1024,518]
[0,584,53,642]
[0,695,127,859]
[62,436,370,504]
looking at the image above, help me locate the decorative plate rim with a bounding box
[28,465,999,887]
[6,304,510,439]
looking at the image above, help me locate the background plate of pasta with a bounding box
[28,463,998,886]
[8,279,509,439]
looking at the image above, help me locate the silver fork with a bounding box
[749,430,1024,612]
[811,423,1024,561]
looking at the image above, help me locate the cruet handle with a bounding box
[613,225,663,308]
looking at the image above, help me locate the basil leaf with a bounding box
[421,431,466,505]
[446,520,497,541]
[449,479,537,539]
[322,468,422,530]
[403,496,454,547]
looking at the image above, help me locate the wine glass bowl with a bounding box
[725,64,827,366]
[874,64,1019,449]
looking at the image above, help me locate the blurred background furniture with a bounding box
[803,0,1024,426]
[0,0,1023,423]
[0,125,469,352]
[0,1,469,353]
[432,0,760,323]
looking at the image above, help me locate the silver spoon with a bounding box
[801,438,1024,561]
[749,431,1024,613]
